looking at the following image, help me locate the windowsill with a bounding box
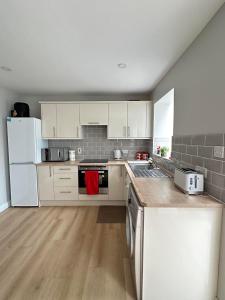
[153,154,172,161]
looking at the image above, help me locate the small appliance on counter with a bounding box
[69,150,76,161]
[135,151,150,160]
[113,149,122,160]
[41,148,69,162]
[174,168,204,195]
[11,102,30,117]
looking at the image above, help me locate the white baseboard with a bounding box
[0,202,10,213]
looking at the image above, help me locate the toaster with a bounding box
[174,168,204,195]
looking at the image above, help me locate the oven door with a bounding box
[78,168,108,194]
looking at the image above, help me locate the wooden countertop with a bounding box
[36,161,223,208]
[36,160,126,166]
[124,162,223,208]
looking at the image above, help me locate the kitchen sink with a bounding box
[128,161,170,178]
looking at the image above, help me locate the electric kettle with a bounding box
[114,149,122,160]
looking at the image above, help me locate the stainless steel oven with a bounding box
[78,165,108,194]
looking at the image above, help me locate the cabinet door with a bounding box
[37,166,54,201]
[145,101,152,138]
[127,102,146,138]
[41,104,57,138]
[109,166,124,201]
[127,101,151,138]
[57,104,80,138]
[108,103,127,138]
[123,169,131,205]
[80,103,108,125]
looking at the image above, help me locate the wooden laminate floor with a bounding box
[0,207,136,300]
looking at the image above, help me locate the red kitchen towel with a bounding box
[85,171,99,195]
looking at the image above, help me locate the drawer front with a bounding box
[53,166,78,174]
[54,173,78,187]
[54,187,78,200]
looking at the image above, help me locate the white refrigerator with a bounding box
[7,118,47,206]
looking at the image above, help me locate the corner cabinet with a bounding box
[127,101,152,138]
[108,101,152,139]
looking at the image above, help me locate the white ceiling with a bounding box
[0,0,224,95]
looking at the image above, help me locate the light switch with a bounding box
[214,146,224,158]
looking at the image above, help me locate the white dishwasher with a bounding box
[126,184,144,300]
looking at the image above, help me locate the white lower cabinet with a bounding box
[54,187,78,201]
[109,165,124,200]
[37,165,78,202]
[142,207,222,300]
[37,165,54,201]
[123,168,131,205]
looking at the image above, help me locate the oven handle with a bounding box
[80,171,105,174]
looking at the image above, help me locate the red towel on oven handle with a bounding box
[85,171,99,195]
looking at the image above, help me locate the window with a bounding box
[153,89,174,159]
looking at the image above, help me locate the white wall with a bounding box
[152,5,225,299]
[0,88,16,208]
[152,4,225,136]
[153,89,174,138]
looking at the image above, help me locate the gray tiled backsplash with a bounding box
[48,126,152,160]
[157,133,225,203]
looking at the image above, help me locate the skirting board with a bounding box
[0,202,10,213]
[40,200,126,206]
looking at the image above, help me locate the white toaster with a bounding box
[174,168,204,195]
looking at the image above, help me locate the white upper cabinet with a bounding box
[57,104,80,138]
[79,103,108,125]
[41,104,57,138]
[40,101,152,139]
[127,101,152,138]
[108,102,127,138]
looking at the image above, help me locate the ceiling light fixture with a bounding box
[118,63,127,69]
[0,66,12,72]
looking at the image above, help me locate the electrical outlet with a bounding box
[214,146,224,158]
[77,147,82,154]
[195,166,207,179]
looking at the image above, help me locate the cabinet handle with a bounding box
[53,126,56,137]
[88,122,99,125]
[77,126,79,137]
[123,126,126,137]
[60,191,72,194]
[59,177,71,180]
[59,168,71,171]
[127,126,130,137]
[120,166,123,177]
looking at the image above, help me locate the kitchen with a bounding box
[0,1,225,300]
